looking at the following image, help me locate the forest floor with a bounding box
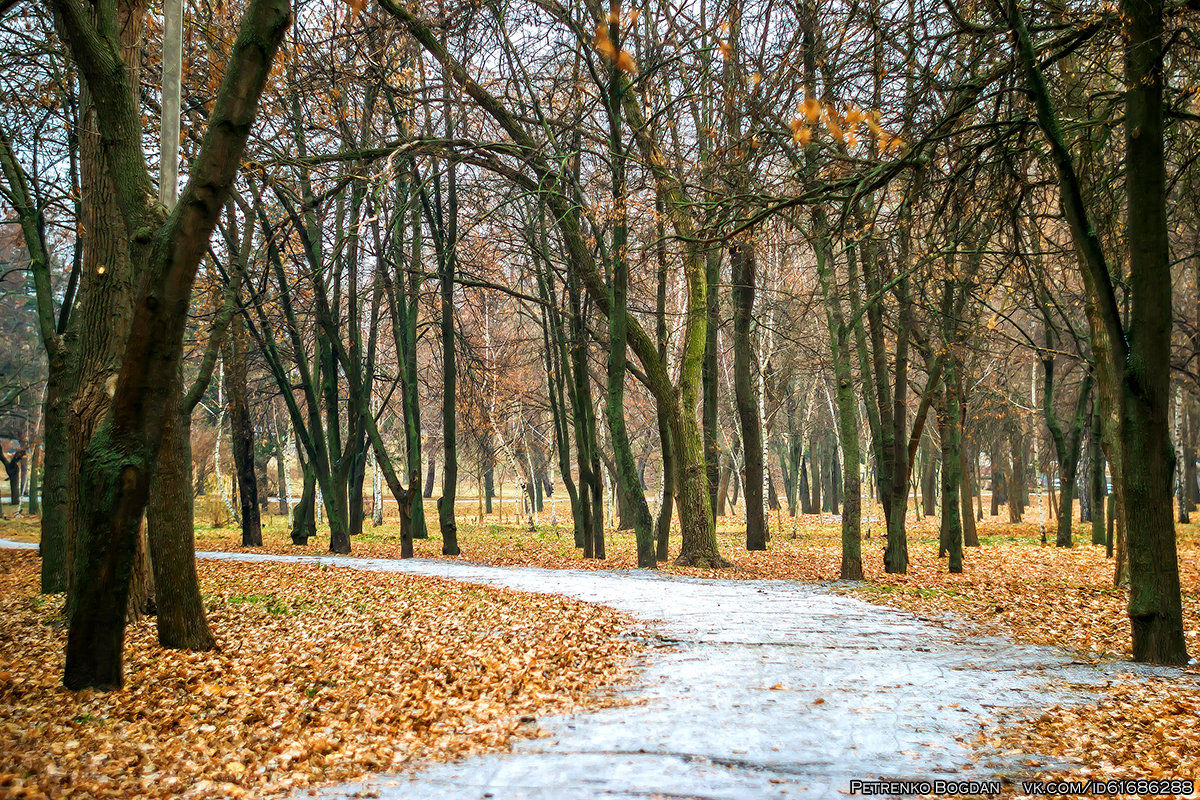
[2,506,1199,796]
[0,547,641,800]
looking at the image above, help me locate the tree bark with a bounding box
[146,377,215,650]
[938,385,963,573]
[1090,407,1107,545]
[1120,0,1187,663]
[960,441,979,547]
[731,243,767,552]
[702,247,721,526]
[292,458,316,545]
[224,315,261,547]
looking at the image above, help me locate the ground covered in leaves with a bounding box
[0,549,641,799]
[987,677,1200,792]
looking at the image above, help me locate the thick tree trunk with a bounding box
[1121,0,1187,663]
[147,386,215,650]
[668,398,723,566]
[65,0,147,616]
[731,243,767,551]
[61,0,289,689]
[938,381,963,573]
[40,363,71,593]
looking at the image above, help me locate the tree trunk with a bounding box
[652,200,674,563]
[702,248,721,525]
[275,420,290,519]
[292,458,316,545]
[484,458,495,514]
[1090,409,1107,545]
[731,243,767,551]
[799,454,812,514]
[146,383,215,650]
[960,441,979,547]
[1121,0,1188,663]
[920,437,937,517]
[435,125,460,555]
[1186,403,1199,509]
[716,462,730,516]
[60,0,289,689]
[828,447,841,516]
[1009,433,1025,523]
[28,461,40,515]
[655,398,675,562]
[810,442,821,515]
[41,362,71,592]
[667,394,723,566]
[224,316,262,547]
[65,0,147,617]
[938,380,963,573]
[3,454,21,506]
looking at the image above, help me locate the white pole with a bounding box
[160,0,182,208]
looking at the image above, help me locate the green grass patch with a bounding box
[224,593,313,616]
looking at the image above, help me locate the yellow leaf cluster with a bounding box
[594,22,637,75]
[788,98,905,153]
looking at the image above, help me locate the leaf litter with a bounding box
[0,550,643,799]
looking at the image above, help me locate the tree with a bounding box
[50,0,290,689]
[1008,0,1187,663]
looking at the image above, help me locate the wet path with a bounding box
[1,541,1172,798]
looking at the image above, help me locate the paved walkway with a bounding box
[1,540,1174,798]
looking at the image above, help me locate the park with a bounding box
[1,0,1199,795]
